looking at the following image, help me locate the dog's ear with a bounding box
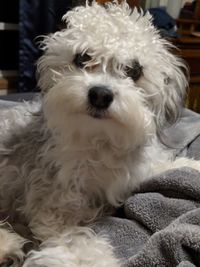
[128,8,187,129]
[131,10,188,130]
[154,54,188,131]
[36,33,65,94]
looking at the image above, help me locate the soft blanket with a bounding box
[94,167,200,267]
[1,99,200,267]
[93,109,200,267]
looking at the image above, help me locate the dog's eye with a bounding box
[73,53,91,68]
[125,61,143,81]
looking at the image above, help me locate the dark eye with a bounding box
[126,60,143,81]
[73,53,91,68]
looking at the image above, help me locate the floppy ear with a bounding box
[161,68,187,124]
[128,9,188,129]
[155,52,188,131]
[36,40,58,94]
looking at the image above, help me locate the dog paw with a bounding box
[23,232,121,267]
[0,228,25,267]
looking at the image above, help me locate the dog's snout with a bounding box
[88,86,114,109]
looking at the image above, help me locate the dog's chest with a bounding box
[24,144,142,236]
[60,147,131,184]
[56,147,139,206]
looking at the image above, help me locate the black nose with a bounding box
[88,86,114,109]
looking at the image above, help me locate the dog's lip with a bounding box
[86,106,110,120]
[90,113,103,119]
[72,111,126,128]
[71,111,110,120]
[89,111,105,119]
[71,109,116,121]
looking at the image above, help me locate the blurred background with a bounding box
[0,0,199,112]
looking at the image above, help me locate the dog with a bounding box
[0,1,200,267]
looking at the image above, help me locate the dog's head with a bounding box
[37,1,187,150]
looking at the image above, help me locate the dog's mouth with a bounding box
[86,106,108,119]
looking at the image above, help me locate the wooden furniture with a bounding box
[173,37,200,113]
[174,1,200,113]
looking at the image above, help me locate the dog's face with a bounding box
[38,2,187,150]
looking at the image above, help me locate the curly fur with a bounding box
[0,1,198,267]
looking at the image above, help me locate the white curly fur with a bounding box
[0,1,199,267]
[0,224,25,266]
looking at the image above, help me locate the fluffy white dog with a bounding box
[0,1,200,267]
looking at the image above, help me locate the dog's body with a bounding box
[0,2,200,267]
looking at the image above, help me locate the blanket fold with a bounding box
[94,168,200,267]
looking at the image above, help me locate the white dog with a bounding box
[0,1,200,267]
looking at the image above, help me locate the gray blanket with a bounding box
[94,167,200,267]
[1,99,200,267]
